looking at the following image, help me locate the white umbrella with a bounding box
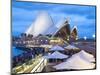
[72,50,95,62]
[53,55,95,70]
[46,51,68,59]
[50,45,65,51]
[65,45,79,50]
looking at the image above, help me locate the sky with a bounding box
[12,0,96,39]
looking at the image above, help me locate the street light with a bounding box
[45,40,48,41]
[92,34,95,38]
[84,36,87,40]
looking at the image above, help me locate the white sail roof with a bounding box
[71,25,77,34]
[50,45,65,51]
[53,55,95,70]
[25,11,53,36]
[72,50,95,62]
[46,51,68,59]
[55,18,66,29]
[65,45,79,50]
[52,17,70,37]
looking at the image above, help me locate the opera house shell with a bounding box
[25,11,53,37]
[70,26,78,41]
[52,20,70,41]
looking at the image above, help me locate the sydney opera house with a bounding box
[24,11,78,43]
[12,11,96,74]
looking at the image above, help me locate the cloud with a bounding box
[12,7,38,21]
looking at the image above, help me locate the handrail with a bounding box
[12,55,43,74]
[31,58,46,73]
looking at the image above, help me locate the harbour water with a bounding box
[12,47,24,57]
